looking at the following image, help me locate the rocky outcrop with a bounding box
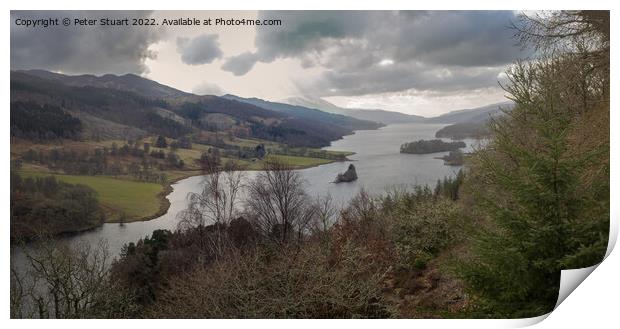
[334,164,358,183]
[438,150,464,166]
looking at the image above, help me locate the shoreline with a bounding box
[103,153,355,224]
[104,169,201,224]
[10,155,354,243]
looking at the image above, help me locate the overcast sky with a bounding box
[11,10,527,117]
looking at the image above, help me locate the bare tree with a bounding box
[177,160,246,255]
[309,194,338,247]
[10,266,35,318]
[245,159,315,244]
[512,11,609,53]
[11,240,135,318]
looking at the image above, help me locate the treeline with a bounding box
[273,146,349,161]
[11,102,82,140]
[192,135,346,162]
[400,139,466,154]
[20,141,183,183]
[22,148,112,176]
[10,172,103,241]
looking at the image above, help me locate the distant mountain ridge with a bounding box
[285,96,426,125]
[12,69,515,145]
[425,101,514,124]
[285,95,514,141]
[17,69,190,99]
[10,70,382,148]
[434,102,515,139]
[285,96,513,126]
[222,94,382,131]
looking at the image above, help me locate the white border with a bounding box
[3,1,617,328]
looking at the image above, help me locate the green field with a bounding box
[151,138,342,170]
[267,155,333,167]
[13,135,351,223]
[19,171,165,222]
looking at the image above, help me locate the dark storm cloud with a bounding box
[176,34,223,65]
[10,10,164,75]
[222,11,525,96]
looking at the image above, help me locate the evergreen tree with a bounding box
[155,135,167,148]
[459,11,609,317]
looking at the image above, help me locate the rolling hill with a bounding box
[10,70,384,148]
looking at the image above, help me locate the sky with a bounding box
[10,10,528,117]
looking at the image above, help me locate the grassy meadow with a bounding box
[18,170,166,222]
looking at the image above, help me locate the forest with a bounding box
[10,172,103,241]
[11,102,82,140]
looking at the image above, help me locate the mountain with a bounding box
[222,94,383,131]
[286,96,514,126]
[285,96,426,125]
[11,71,193,140]
[426,101,514,124]
[17,69,190,99]
[285,96,350,115]
[10,70,383,148]
[12,69,516,146]
[434,102,514,139]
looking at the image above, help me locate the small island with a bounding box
[334,164,358,183]
[400,139,466,154]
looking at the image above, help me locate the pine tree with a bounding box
[459,11,609,318]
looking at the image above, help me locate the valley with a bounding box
[8,69,512,241]
[11,134,349,225]
[10,69,366,230]
[8,9,609,320]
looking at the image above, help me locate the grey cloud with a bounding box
[221,11,372,74]
[176,34,223,65]
[311,64,504,96]
[225,11,525,96]
[192,81,225,96]
[10,10,164,75]
[251,11,520,68]
[390,11,520,67]
[221,52,259,76]
[253,11,371,60]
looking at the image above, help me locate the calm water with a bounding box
[12,123,478,260]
